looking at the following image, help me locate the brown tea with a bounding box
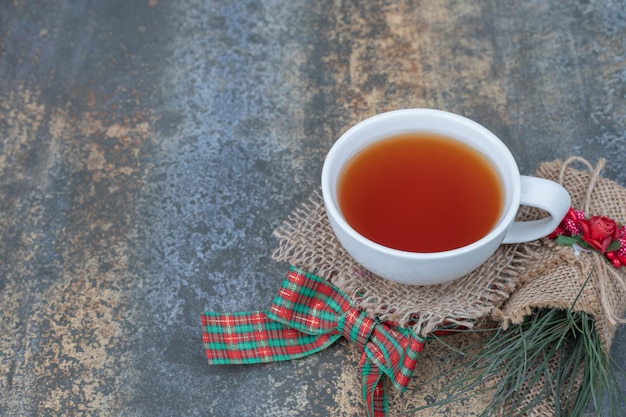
[337,132,504,252]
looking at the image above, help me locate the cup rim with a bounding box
[321,108,521,260]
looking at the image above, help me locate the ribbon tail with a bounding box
[360,355,388,417]
[202,310,340,365]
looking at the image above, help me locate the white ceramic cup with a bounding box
[321,109,571,285]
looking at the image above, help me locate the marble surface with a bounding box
[1,1,625,416]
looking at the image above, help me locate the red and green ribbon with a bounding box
[202,266,427,417]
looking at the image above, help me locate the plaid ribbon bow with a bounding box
[202,266,427,417]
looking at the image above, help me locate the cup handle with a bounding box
[502,175,571,244]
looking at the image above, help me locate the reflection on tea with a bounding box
[338,133,504,252]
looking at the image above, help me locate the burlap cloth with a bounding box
[272,157,626,416]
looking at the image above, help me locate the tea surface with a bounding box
[338,133,503,252]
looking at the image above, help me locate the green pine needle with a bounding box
[408,271,625,416]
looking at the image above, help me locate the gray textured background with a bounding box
[1,1,624,416]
